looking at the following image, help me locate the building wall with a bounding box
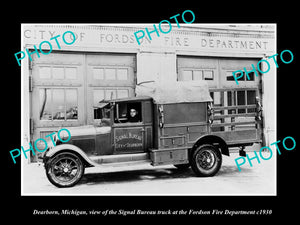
[21,24,276,162]
[261,55,277,146]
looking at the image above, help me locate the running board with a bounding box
[89,152,151,165]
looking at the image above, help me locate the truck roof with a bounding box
[111,96,153,102]
[136,80,213,104]
[94,81,212,108]
[93,96,152,108]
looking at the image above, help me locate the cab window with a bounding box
[114,102,142,123]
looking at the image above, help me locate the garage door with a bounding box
[86,53,136,125]
[177,56,262,132]
[30,52,136,161]
[177,56,261,88]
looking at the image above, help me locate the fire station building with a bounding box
[21,24,276,162]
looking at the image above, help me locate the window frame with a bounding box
[179,68,215,81]
[39,88,79,121]
[226,70,256,82]
[113,101,143,125]
[226,89,258,114]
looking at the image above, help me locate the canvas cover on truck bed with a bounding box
[135,80,213,104]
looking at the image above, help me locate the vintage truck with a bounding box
[43,81,263,187]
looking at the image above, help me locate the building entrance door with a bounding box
[30,52,85,161]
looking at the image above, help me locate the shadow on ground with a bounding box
[78,164,251,186]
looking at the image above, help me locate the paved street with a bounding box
[21,151,276,196]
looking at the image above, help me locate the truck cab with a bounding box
[43,81,263,187]
[110,96,154,154]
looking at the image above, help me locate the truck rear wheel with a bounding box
[191,144,222,177]
[45,152,85,188]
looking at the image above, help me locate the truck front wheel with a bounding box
[45,152,85,188]
[191,144,222,177]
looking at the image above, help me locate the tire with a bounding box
[174,163,190,170]
[191,144,222,177]
[45,152,85,188]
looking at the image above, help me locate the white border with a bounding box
[20,23,277,196]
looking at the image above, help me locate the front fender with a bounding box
[44,144,98,167]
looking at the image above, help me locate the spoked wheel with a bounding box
[191,144,222,177]
[45,152,84,188]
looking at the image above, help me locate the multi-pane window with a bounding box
[180,69,214,81]
[226,71,255,81]
[227,90,257,114]
[93,68,128,81]
[210,89,258,132]
[39,66,77,80]
[91,65,132,120]
[93,89,129,104]
[39,88,78,121]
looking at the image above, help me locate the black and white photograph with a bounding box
[20,23,277,195]
[3,6,298,221]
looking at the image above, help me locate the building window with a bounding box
[39,88,78,121]
[226,71,255,81]
[65,67,77,79]
[93,68,104,80]
[226,89,257,114]
[52,67,64,79]
[182,70,193,81]
[180,69,214,81]
[39,67,51,79]
[93,89,129,103]
[39,66,77,80]
[247,90,256,113]
[106,68,116,80]
[117,69,128,80]
[237,91,246,113]
[93,67,129,81]
[203,70,214,80]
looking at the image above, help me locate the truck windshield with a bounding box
[102,106,111,119]
[98,104,112,126]
[94,102,111,121]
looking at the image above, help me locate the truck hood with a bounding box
[60,125,111,140]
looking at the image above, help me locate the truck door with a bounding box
[112,100,151,154]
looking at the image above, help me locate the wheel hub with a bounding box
[197,150,215,170]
